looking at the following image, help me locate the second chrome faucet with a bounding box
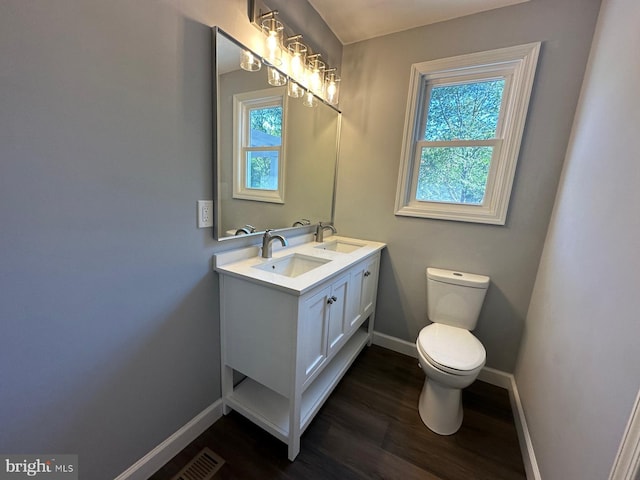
[261,229,288,259]
[315,222,337,242]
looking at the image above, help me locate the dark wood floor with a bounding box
[150,345,526,480]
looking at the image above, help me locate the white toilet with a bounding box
[417,267,490,435]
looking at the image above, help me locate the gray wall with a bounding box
[334,0,602,371]
[515,0,640,477]
[0,3,216,479]
[0,0,343,478]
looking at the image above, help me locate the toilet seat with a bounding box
[418,324,486,375]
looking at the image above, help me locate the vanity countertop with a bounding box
[213,235,386,295]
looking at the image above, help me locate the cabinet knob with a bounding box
[327,295,338,304]
[364,271,371,277]
[327,298,333,304]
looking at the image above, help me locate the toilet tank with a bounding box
[426,268,490,330]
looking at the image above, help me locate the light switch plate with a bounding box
[197,200,213,228]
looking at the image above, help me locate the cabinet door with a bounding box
[301,285,330,380]
[346,264,365,334]
[360,256,379,318]
[326,273,350,356]
[346,256,380,333]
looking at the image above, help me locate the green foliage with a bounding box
[250,106,282,138]
[247,152,278,190]
[417,147,492,204]
[418,79,504,204]
[424,80,504,141]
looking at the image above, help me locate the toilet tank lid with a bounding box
[427,268,490,288]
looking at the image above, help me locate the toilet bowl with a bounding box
[417,323,485,434]
[417,268,489,435]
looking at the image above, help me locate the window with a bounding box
[233,87,287,203]
[395,43,540,224]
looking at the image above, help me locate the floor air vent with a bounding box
[170,447,225,480]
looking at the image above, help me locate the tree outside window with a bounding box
[247,106,282,190]
[417,79,504,205]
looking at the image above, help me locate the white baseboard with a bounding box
[372,331,418,357]
[477,366,512,389]
[115,399,223,480]
[506,373,542,480]
[609,387,640,480]
[372,330,541,480]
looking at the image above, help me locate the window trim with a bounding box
[233,87,287,204]
[395,42,541,225]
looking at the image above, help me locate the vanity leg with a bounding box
[287,440,300,462]
[367,312,376,346]
[221,364,233,415]
[288,395,301,461]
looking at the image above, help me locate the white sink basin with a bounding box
[253,253,332,278]
[314,240,366,254]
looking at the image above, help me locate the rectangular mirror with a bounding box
[213,28,341,240]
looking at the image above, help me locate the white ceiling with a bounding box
[308,0,529,45]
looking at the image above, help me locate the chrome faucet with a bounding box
[315,222,337,242]
[261,229,288,258]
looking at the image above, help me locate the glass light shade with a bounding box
[267,66,287,86]
[325,71,340,105]
[287,38,307,82]
[261,17,283,66]
[240,50,261,72]
[302,90,318,108]
[288,81,305,98]
[307,55,325,94]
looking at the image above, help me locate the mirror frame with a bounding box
[212,27,341,241]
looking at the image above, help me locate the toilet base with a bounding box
[418,378,463,435]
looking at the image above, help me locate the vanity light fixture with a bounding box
[324,69,340,106]
[260,11,284,67]
[240,49,261,72]
[247,1,341,106]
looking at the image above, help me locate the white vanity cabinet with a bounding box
[216,245,382,461]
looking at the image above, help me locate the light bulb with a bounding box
[267,32,278,52]
[327,81,337,99]
[286,36,307,84]
[307,55,325,94]
[291,53,303,78]
[310,69,322,92]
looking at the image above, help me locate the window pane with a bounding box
[417,146,492,205]
[249,106,282,147]
[246,151,279,190]
[424,79,504,141]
